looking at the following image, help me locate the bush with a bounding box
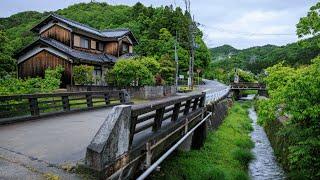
[107,58,154,86]
[0,66,64,95]
[256,57,320,179]
[73,65,94,85]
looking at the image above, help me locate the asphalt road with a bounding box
[0,79,228,179]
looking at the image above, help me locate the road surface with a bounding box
[0,79,228,179]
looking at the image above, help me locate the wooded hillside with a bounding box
[209,36,320,74]
[0,2,211,77]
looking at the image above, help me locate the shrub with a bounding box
[257,57,320,179]
[73,65,94,85]
[0,66,64,95]
[107,58,154,86]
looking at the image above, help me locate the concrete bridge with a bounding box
[0,81,231,179]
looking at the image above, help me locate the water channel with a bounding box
[246,97,286,180]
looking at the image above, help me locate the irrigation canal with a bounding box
[241,95,286,180]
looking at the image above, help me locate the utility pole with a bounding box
[175,31,179,90]
[184,0,195,90]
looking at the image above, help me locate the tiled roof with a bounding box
[101,29,130,38]
[40,37,117,63]
[33,14,134,40]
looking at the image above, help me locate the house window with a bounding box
[97,42,104,51]
[122,43,129,54]
[91,40,96,49]
[80,38,89,49]
[73,35,81,47]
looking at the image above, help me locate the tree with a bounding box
[107,59,154,86]
[159,54,176,85]
[297,2,320,38]
[0,30,15,77]
[73,65,94,85]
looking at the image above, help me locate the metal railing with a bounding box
[204,88,230,104]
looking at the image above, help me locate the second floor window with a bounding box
[80,38,89,49]
[122,43,129,53]
[98,42,104,51]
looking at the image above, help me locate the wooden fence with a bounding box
[0,90,129,125]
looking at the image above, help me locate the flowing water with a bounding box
[248,107,286,180]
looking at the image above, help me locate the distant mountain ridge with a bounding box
[209,36,320,74]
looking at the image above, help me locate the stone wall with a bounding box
[66,85,176,100]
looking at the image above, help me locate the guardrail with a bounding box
[205,88,230,104]
[0,90,130,125]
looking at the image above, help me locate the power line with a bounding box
[200,23,296,37]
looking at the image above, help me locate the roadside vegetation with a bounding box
[255,3,320,179]
[151,102,254,180]
[0,66,64,95]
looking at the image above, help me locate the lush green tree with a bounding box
[73,65,94,85]
[297,2,320,38]
[159,54,176,85]
[257,58,320,179]
[138,56,160,75]
[107,59,154,86]
[0,30,15,77]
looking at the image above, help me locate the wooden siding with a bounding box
[41,24,71,46]
[105,42,119,57]
[18,50,72,87]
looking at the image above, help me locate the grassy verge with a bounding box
[151,102,254,180]
[242,90,258,96]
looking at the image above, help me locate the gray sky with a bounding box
[0,0,318,49]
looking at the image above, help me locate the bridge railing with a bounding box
[85,92,206,177]
[230,82,266,89]
[0,90,130,125]
[129,92,206,145]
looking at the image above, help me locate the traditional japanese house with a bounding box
[16,14,138,87]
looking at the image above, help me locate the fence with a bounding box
[0,90,129,125]
[85,92,206,177]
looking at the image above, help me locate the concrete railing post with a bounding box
[85,105,132,171]
[119,89,131,104]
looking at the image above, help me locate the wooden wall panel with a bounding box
[105,42,118,57]
[18,50,72,87]
[41,24,71,46]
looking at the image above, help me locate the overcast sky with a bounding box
[0,0,318,49]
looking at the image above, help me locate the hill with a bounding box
[210,44,238,60]
[0,2,211,77]
[209,36,320,74]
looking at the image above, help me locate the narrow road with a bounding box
[0,108,112,179]
[0,79,229,179]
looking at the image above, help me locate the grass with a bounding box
[242,90,258,96]
[151,102,254,180]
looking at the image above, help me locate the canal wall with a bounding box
[263,119,291,173]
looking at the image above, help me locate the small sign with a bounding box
[179,75,184,79]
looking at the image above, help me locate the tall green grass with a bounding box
[151,102,254,180]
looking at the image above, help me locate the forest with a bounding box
[206,35,320,83]
[0,2,211,79]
